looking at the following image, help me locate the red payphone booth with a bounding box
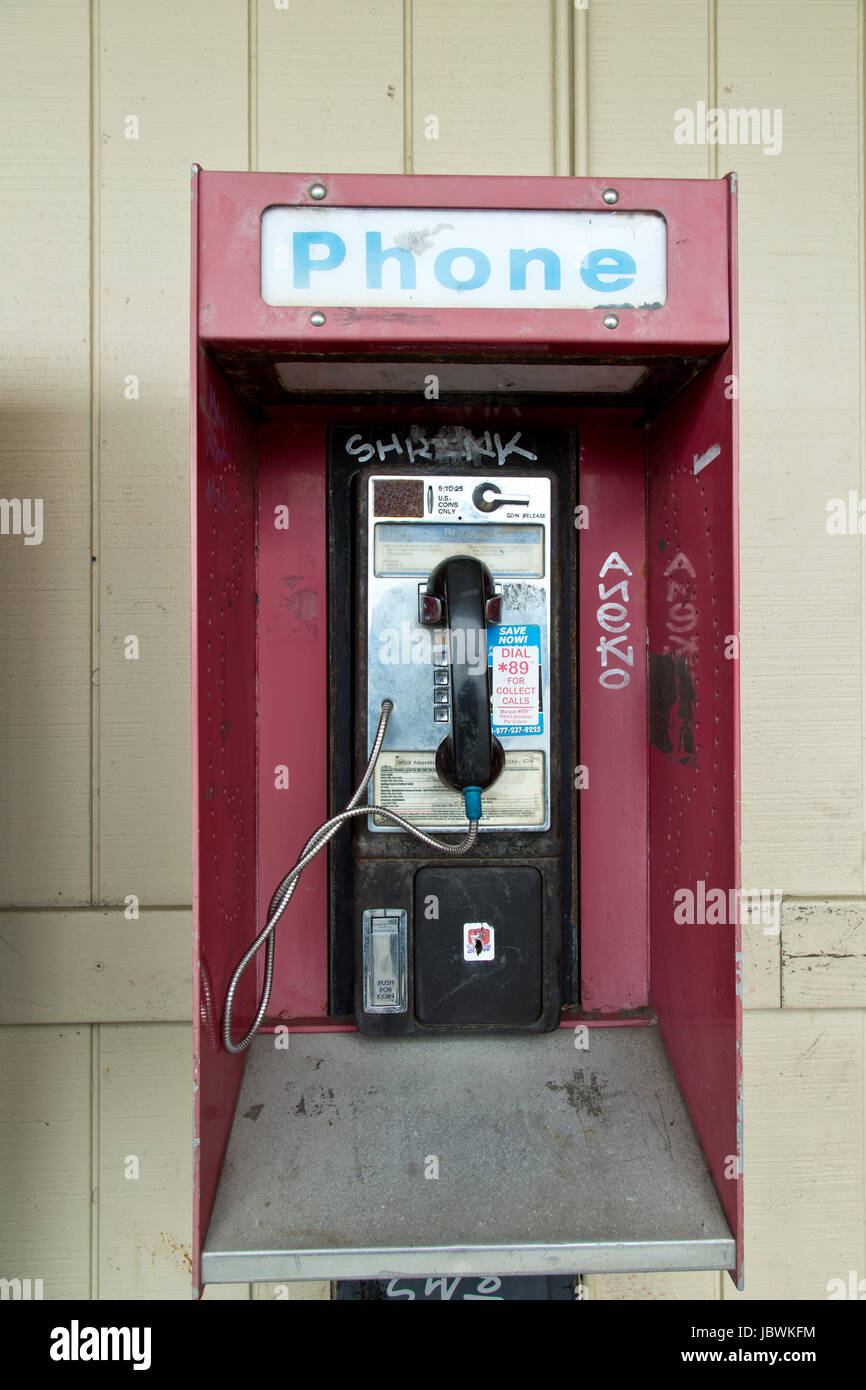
[191,171,742,1292]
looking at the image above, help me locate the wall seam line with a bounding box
[89,1022,100,1300]
[708,0,718,180]
[858,0,866,1276]
[403,0,414,175]
[248,0,258,173]
[89,0,101,905]
[858,0,866,898]
[553,0,573,176]
[572,0,588,176]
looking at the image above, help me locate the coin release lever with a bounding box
[472,482,530,514]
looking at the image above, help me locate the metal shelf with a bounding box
[203,1025,734,1283]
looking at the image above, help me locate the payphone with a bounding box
[193,169,742,1289]
[332,427,577,1033]
[224,425,576,1046]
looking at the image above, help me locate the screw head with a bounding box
[310,311,326,327]
[602,187,619,204]
[308,182,327,200]
[603,314,619,329]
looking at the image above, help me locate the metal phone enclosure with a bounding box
[326,434,577,1038]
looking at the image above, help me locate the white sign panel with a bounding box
[261,206,667,310]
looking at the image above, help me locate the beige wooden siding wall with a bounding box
[0,0,863,1302]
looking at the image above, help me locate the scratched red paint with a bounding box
[647,179,741,1287]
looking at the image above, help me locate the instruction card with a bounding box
[373,750,546,828]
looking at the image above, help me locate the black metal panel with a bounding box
[414,867,543,1026]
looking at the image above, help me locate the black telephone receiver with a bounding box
[422,555,505,801]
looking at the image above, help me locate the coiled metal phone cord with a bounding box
[222,700,480,1053]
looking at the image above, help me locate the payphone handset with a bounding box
[363,473,552,834]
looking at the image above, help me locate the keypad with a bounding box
[432,636,450,723]
[433,668,450,722]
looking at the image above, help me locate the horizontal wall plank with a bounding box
[0,909,191,1025]
[783,900,866,1009]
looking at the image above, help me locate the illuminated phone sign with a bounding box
[261,206,667,310]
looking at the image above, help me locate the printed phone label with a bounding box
[488,624,543,736]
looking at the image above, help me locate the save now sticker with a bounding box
[487,624,543,737]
